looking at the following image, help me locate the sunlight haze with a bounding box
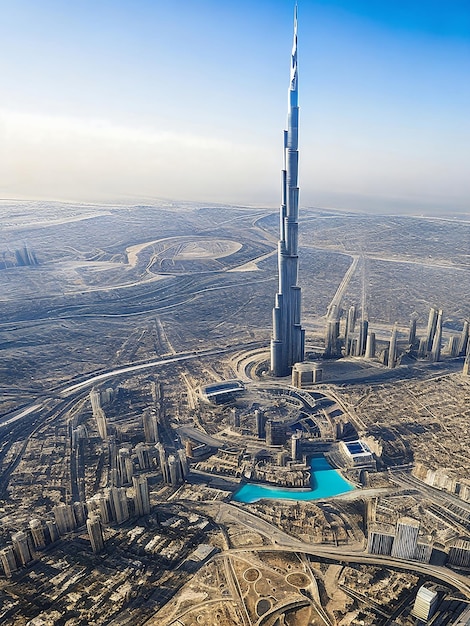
[1,0,469,213]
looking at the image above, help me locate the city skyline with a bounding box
[1,4,469,623]
[1,0,469,213]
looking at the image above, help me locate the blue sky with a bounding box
[1,0,469,213]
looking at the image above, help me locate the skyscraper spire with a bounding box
[271,4,305,377]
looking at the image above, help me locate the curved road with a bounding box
[216,503,470,598]
[0,341,267,429]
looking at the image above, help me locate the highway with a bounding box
[60,342,265,395]
[326,254,359,318]
[0,341,267,431]
[217,503,470,599]
[0,403,43,428]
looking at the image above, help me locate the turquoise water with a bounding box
[233,456,355,503]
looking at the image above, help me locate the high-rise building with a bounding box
[458,319,469,356]
[231,408,240,428]
[108,487,129,524]
[29,519,46,550]
[425,306,439,352]
[132,476,151,517]
[447,335,459,357]
[11,531,33,567]
[90,387,101,414]
[53,504,77,535]
[418,336,428,358]
[344,305,357,355]
[411,586,439,621]
[0,546,18,577]
[414,541,432,564]
[324,304,341,357]
[87,515,105,553]
[430,309,443,362]
[271,6,305,376]
[135,442,152,470]
[150,380,162,406]
[325,319,340,357]
[265,420,286,446]
[448,539,470,568]
[178,448,189,478]
[255,409,266,439]
[95,407,108,441]
[291,431,301,461]
[367,528,394,556]
[408,316,417,346]
[71,424,88,447]
[357,320,368,356]
[73,502,86,528]
[365,331,376,359]
[156,442,170,483]
[168,454,182,485]
[45,520,59,544]
[143,410,159,443]
[90,388,108,440]
[391,517,420,560]
[87,493,112,525]
[118,448,133,485]
[387,325,398,368]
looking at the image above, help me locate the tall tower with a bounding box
[430,309,443,362]
[365,331,376,359]
[0,546,18,577]
[53,504,77,535]
[271,5,305,377]
[387,324,398,369]
[87,515,105,554]
[29,519,46,550]
[143,410,159,443]
[11,531,34,567]
[132,475,151,517]
[459,319,469,356]
[408,315,417,346]
[425,306,438,352]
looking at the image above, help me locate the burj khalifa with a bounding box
[270,5,305,377]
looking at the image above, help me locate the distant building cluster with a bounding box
[367,512,470,575]
[0,475,152,576]
[321,304,469,373]
[413,462,470,503]
[0,379,193,578]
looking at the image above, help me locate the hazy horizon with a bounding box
[1,0,469,214]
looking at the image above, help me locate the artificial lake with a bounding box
[233,456,355,504]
